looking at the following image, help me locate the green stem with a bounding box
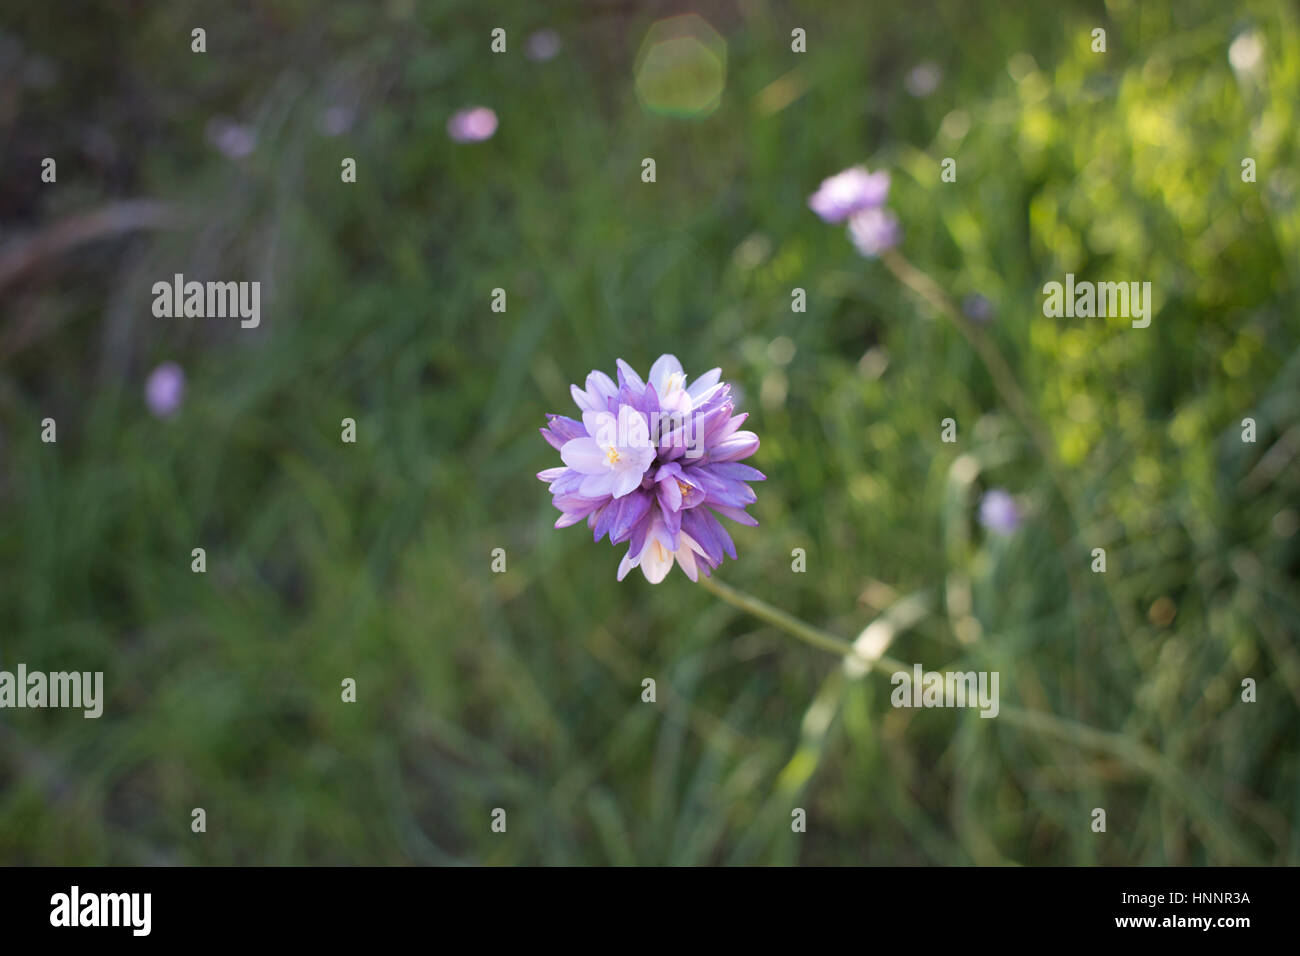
[699,573,904,676]
[697,574,1262,862]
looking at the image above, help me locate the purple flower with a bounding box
[145,362,185,419]
[979,489,1020,536]
[318,104,356,137]
[847,206,901,257]
[962,294,995,324]
[525,29,562,62]
[206,118,256,159]
[808,166,890,223]
[447,107,498,143]
[905,61,942,98]
[539,355,763,583]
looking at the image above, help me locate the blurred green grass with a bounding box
[1,0,1297,864]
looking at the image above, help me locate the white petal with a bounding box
[610,468,644,499]
[639,540,674,583]
[617,549,638,581]
[648,354,683,395]
[560,437,607,474]
[675,545,699,581]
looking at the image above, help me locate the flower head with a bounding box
[808,166,890,223]
[905,61,943,98]
[962,293,995,324]
[525,29,562,62]
[539,355,763,582]
[847,206,901,257]
[206,118,256,159]
[978,489,1020,536]
[447,106,498,143]
[145,362,185,419]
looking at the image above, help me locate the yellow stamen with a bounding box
[606,447,621,465]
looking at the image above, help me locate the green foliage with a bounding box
[0,0,1296,864]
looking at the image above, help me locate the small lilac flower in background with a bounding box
[145,362,185,419]
[904,60,943,98]
[979,489,1021,536]
[807,166,890,223]
[318,104,356,137]
[539,355,763,583]
[525,29,562,62]
[847,206,901,258]
[447,106,498,143]
[962,293,995,324]
[206,118,256,159]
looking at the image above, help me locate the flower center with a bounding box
[606,446,622,466]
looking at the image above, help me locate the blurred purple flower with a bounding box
[525,29,562,62]
[447,107,498,143]
[905,61,942,98]
[206,118,256,159]
[962,294,995,324]
[979,489,1020,536]
[847,207,901,257]
[539,355,763,583]
[318,104,356,137]
[808,166,890,223]
[146,362,185,419]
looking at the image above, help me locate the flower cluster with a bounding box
[808,165,900,257]
[539,355,763,583]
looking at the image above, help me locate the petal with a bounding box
[586,370,617,405]
[639,540,674,583]
[680,509,723,564]
[579,471,617,497]
[647,354,683,394]
[706,510,738,559]
[541,414,585,449]
[617,403,651,449]
[707,462,766,482]
[610,491,652,543]
[709,412,748,444]
[686,367,721,401]
[610,467,645,499]
[676,545,699,581]
[582,409,617,444]
[615,358,645,393]
[555,511,588,529]
[561,437,608,474]
[617,549,638,581]
[660,497,682,537]
[709,431,760,462]
[708,503,759,526]
[654,461,682,482]
[658,477,682,512]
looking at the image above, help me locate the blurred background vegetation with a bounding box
[1,0,1297,865]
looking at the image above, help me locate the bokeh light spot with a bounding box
[634,14,726,118]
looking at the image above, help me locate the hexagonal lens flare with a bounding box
[634,14,727,118]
